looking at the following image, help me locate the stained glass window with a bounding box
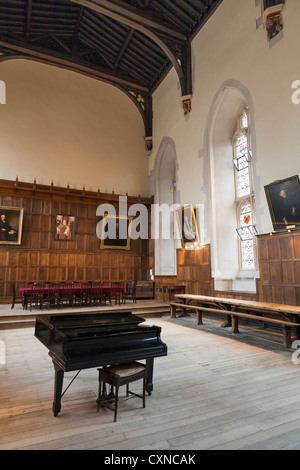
[238,201,255,269]
[240,109,248,129]
[241,239,255,270]
[233,109,256,271]
[235,132,251,198]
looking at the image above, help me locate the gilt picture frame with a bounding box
[0,207,24,245]
[175,204,200,247]
[264,175,300,231]
[54,214,76,241]
[100,215,133,250]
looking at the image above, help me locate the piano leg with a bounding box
[53,362,64,417]
[146,358,154,395]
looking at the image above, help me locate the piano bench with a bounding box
[97,362,147,422]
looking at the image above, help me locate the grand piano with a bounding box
[34,311,167,416]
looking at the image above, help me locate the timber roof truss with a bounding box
[0,0,223,149]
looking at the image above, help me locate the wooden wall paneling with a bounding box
[256,231,300,306]
[260,262,270,284]
[272,285,284,304]
[279,236,294,259]
[0,180,152,300]
[40,231,50,250]
[154,245,213,300]
[295,261,300,285]
[282,261,295,285]
[283,286,297,306]
[294,236,300,259]
[30,231,40,250]
[267,237,280,260]
[269,262,282,285]
[2,195,13,207]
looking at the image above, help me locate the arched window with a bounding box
[233,108,257,271]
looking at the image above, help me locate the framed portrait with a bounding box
[0,207,23,245]
[265,175,300,231]
[175,204,200,247]
[54,214,76,241]
[100,215,132,250]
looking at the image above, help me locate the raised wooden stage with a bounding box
[0,300,170,330]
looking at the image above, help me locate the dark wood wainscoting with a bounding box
[154,245,214,300]
[154,231,299,307]
[0,180,152,301]
[256,230,300,306]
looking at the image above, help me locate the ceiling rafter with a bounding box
[70,0,191,98]
[0,0,223,150]
[25,0,33,39]
[0,34,149,91]
[114,27,135,69]
[72,5,84,55]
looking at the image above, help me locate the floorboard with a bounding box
[0,314,300,450]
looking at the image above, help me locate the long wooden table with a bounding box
[170,294,300,348]
[19,284,124,310]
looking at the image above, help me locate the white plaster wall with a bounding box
[150,0,300,237]
[0,59,149,196]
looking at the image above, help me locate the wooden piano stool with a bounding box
[97,362,147,422]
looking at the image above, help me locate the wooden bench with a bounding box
[169,299,300,349]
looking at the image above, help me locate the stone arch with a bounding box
[203,80,259,292]
[151,137,180,276]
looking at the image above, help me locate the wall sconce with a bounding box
[233,150,253,171]
[236,224,258,240]
[172,180,177,189]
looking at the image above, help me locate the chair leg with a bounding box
[143,377,146,408]
[97,380,102,412]
[114,386,119,422]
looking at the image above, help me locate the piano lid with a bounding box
[36,311,146,331]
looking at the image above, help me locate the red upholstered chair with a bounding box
[80,282,93,307]
[60,283,75,308]
[90,282,104,306]
[109,282,122,305]
[27,284,45,311]
[123,280,137,304]
[11,284,26,310]
[47,283,61,309]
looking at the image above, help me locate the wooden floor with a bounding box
[1,313,300,450]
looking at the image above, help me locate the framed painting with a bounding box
[54,214,76,241]
[265,175,300,231]
[175,204,200,247]
[100,215,132,250]
[0,207,24,245]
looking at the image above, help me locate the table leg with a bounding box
[196,309,203,325]
[221,305,232,328]
[231,315,239,334]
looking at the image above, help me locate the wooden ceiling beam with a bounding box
[73,0,187,40]
[114,28,135,68]
[72,5,84,55]
[70,0,192,97]
[0,34,149,91]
